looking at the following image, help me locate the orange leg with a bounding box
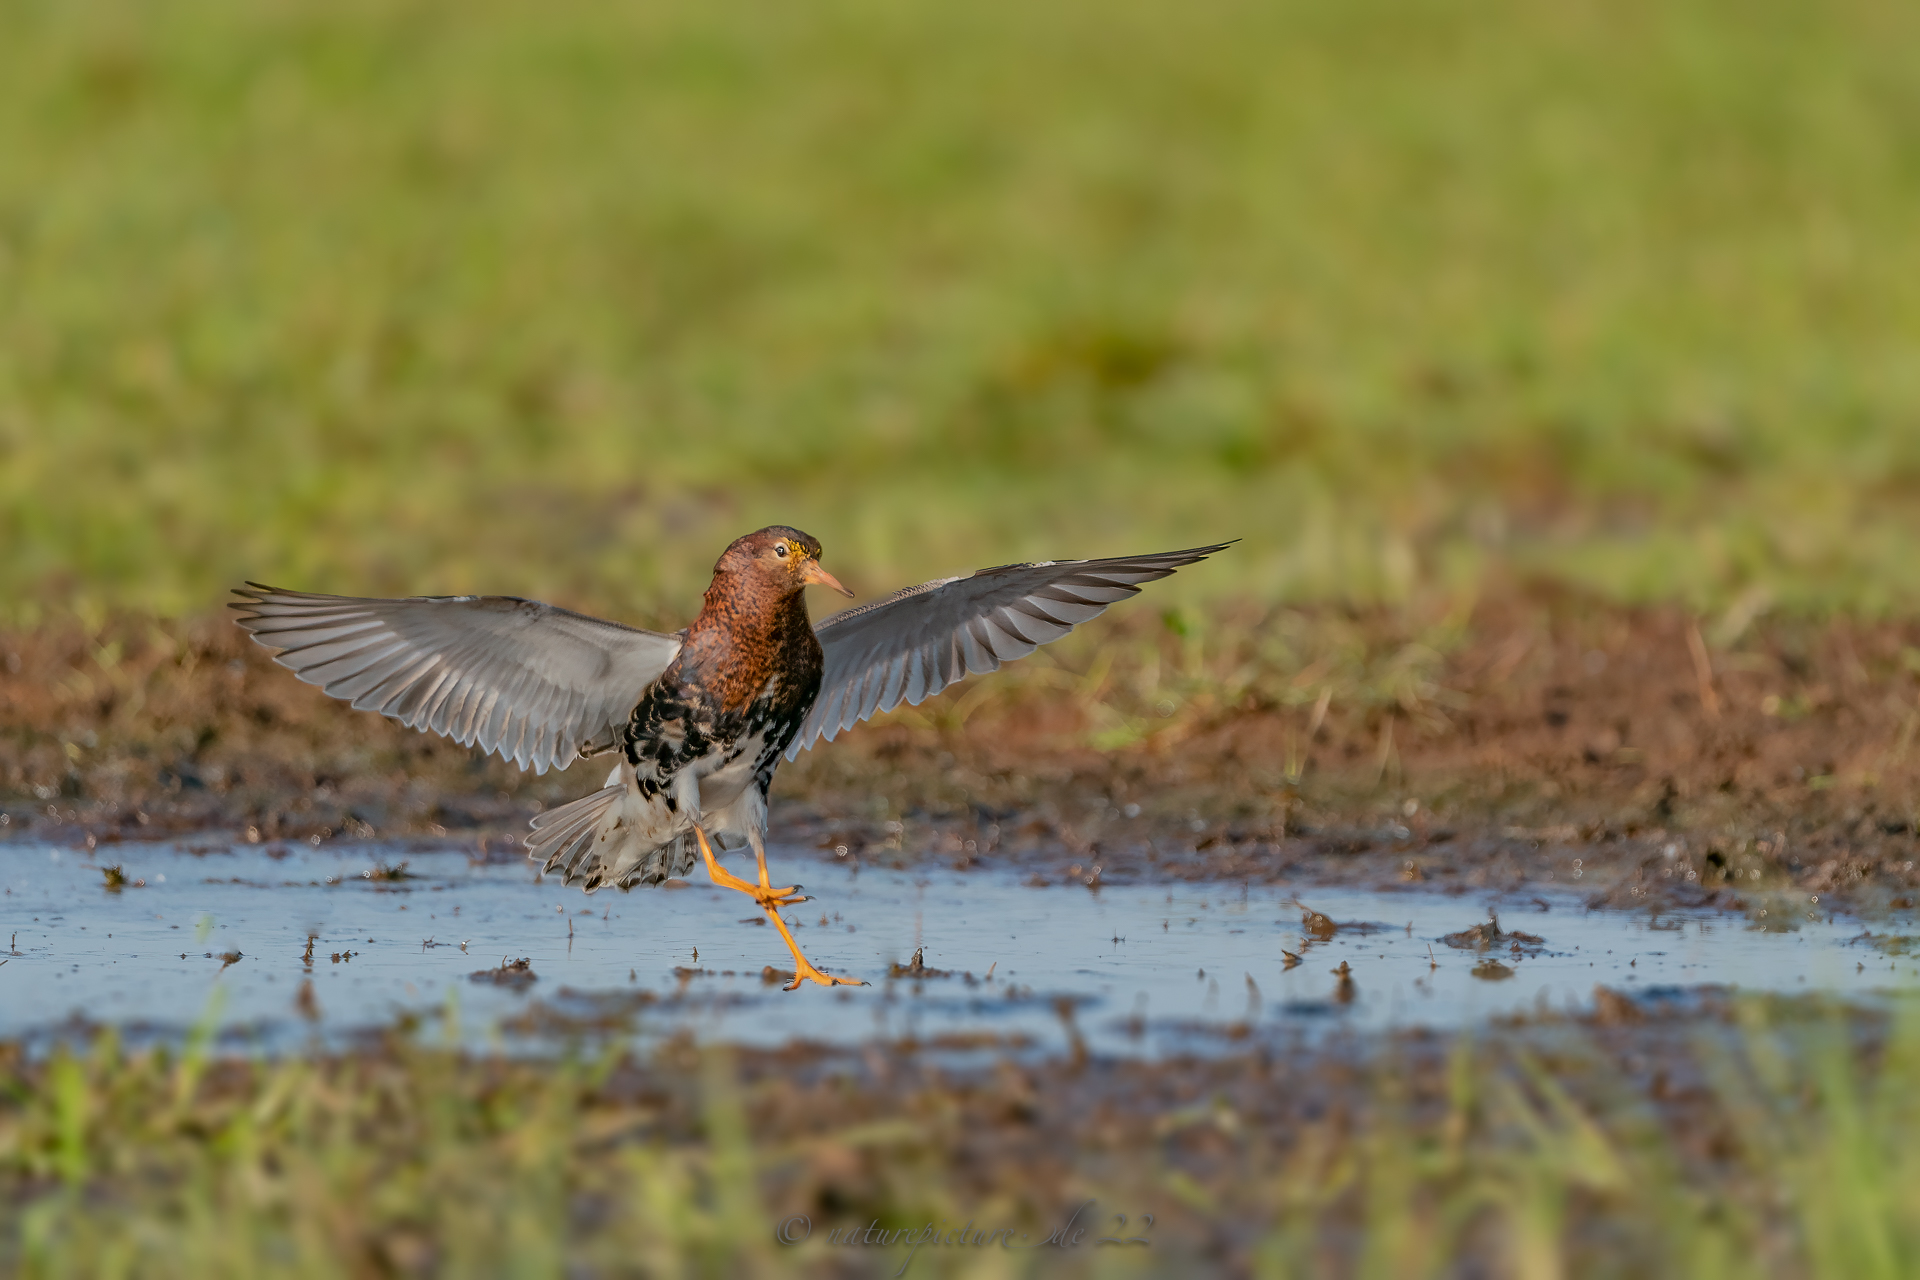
[691,827,864,990]
[691,824,760,896]
[762,904,866,990]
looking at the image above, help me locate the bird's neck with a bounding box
[684,575,815,708]
[693,574,809,642]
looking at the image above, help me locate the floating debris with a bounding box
[889,947,952,979]
[1441,909,1545,955]
[363,862,412,881]
[1292,901,1393,942]
[1845,931,1920,957]
[471,957,537,991]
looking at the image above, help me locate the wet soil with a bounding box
[5,589,1920,917]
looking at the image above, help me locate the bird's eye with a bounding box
[774,542,789,558]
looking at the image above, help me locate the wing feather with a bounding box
[978,612,1038,659]
[788,543,1231,756]
[878,651,909,711]
[350,650,441,714]
[1002,602,1071,645]
[959,618,993,675]
[231,585,681,774]
[389,659,452,726]
[903,648,930,706]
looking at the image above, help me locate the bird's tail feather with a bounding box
[526,784,622,885]
[525,779,699,892]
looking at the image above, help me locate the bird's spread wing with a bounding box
[787,543,1232,758]
[230,585,681,774]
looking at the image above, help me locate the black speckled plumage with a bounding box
[520,525,838,891]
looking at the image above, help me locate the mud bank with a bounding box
[6,590,1920,914]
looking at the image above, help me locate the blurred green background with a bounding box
[3,0,1919,626]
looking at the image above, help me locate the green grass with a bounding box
[5,996,1920,1277]
[3,0,1920,625]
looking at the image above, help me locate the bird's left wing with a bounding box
[787,543,1232,758]
[230,585,681,774]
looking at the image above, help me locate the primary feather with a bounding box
[786,543,1231,758]
[229,585,682,775]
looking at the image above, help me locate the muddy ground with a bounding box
[5,589,1918,915]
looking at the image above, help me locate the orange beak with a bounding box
[801,559,854,597]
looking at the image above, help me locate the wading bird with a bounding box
[232,530,1227,987]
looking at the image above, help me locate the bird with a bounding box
[231,528,1229,988]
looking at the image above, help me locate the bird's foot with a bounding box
[781,952,867,991]
[762,902,867,991]
[752,884,808,910]
[704,864,760,895]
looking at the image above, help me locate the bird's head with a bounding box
[715,526,853,599]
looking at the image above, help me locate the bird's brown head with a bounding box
[712,526,853,600]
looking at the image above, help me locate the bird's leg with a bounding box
[691,825,861,990]
[761,903,866,990]
[749,826,803,902]
[691,825,804,908]
[690,823,760,896]
[754,831,774,890]
[741,824,862,990]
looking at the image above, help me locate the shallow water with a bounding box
[4,839,1917,1057]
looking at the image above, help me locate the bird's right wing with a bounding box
[788,543,1231,757]
[230,585,681,774]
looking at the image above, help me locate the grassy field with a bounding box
[4,994,1919,1277]
[3,0,1920,625]
[8,7,1920,1276]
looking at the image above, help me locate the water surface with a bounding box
[4,839,1915,1057]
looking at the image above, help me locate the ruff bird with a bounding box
[232,529,1229,987]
